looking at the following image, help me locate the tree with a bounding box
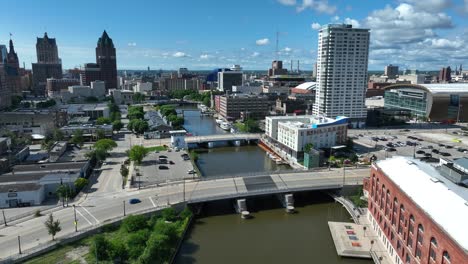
[44,214,61,240]
[96,117,112,125]
[96,129,106,140]
[41,140,55,153]
[56,184,73,207]
[112,120,123,131]
[86,147,108,162]
[127,119,149,134]
[138,233,171,264]
[128,106,144,120]
[74,178,89,191]
[69,129,84,146]
[121,215,148,233]
[109,238,128,262]
[126,229,150,260]
[120,165,129,178]
[132,92,145,103]
[128,145,149,165]
[304,143,314,153]
[161,207,178,222]
[90,234,110,261]
[94,139,117,153]
[202,96,211,107]
[52,129,65,141]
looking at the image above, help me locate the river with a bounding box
[176,108,372,264]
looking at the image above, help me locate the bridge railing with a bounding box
[187,183,343,204]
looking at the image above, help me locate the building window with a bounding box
[429,237,437,262]
[442,251,450,264]
[406,253,411,264]
[409,215,415,234]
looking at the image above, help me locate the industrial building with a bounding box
[364,157,468,264]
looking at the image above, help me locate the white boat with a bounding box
[215,118,224,125]
[220,122,232,131]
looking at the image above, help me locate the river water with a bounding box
[176,109,372,264]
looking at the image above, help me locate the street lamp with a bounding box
[123,200,126,216]
[73,205,77,232]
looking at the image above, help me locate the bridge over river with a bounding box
[185,133,261,145]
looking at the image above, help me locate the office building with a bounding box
[218,94,269,120]
[60,81,106,102]
[0,109,67,135]
[439,67,452,83]
[32,33,63,96]
[46,78,80,98]
[313,24,370,128]
[383,83,468,122]
[59,103,110,120]
[364,156,467,264]
[384,64,399,79]
[0,44,11,109]
[268,61,288,76]
[265,115,348,161]
[217,67,243,92]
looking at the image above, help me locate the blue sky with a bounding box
[1,0,468,70]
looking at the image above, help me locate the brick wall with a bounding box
[364,165,467,264]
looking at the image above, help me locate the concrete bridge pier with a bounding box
[234,199,251,219]
[277,193,295,213]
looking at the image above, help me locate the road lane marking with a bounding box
[81,207,100,224]
[75,208,93,225]
[149,196,156,208]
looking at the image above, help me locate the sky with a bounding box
[1,0,468,71]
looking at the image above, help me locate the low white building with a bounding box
[265,115,348,161]
[0,161,90,208]
[61,81,106,102]
[134,82,153,94]
[109,89,134,105]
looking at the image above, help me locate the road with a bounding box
[0,167,370,260]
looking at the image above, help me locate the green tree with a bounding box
[132,92,145,103]
[41,140,55,153]
[128,106,144,120]
[138,233,172,264]
[121,215,148,233]
[94,139,117,152]
[86,147,108,162]
[304,143,314,153]
[56,184,73,207]
[112,120,123,131]
[202,96,211,107]
[96,129,106,140]
[109,238,128,262]
[126,229,150,260]
[96,117,112,125]
[69,129,84,146]
[161,207,178,222]
[128,145,149,165]
[44,214,61,240]
[74,178,89,191]
[127,119,149,134]
[90,234,110,261]
[120,165,129,177]
[52,129,65,141]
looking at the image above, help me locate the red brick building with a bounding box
[364,157,468,264]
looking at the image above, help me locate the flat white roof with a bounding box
[376,156,468,251]
[294,82,317,90]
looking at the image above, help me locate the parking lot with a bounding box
[349,128,468,162]
[139,149,196,186]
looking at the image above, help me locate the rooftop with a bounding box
[388,83,468,95]
[269,115,349,129]
[0,183,42,193]
[376,156,468,251]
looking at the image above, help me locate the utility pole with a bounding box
[18,236,21,254]
[73,205,77,232]
[2,210,7,226]
[123,200,126,216]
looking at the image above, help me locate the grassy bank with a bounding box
[346,187,368,208]
[145,145,168,152]
[25,207,192,264]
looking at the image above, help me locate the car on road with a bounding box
[385,147,397,152]
[169,161,175,165]
[424,153,432,157]
[159,165,169,170]
[438,143,445,147]
[159,155,168,159]
[187,169,195,174]
[129,198,141,204]
[416,150,425,154]
[432,149,440,154]
[440,152,451,157]
[445,145,454,149]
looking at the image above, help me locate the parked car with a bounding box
[159,159,168,164]
[416,150,425,154]
[129,198,141,204]
[159,155,168,159]
[438,143,445,147]
[169,161,175,165]
[427,145,433,149]
[445,145,453,149]
[440,152,451,157]
[424,153,432,157]
[159,165,169,169]
[432,149,440,154]
[187,169,195,174]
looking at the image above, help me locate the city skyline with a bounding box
[1,0,468,70]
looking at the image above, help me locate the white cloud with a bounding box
[199,54,212,59]
[173,51,188,58]
[127,42,137,47]
[256,38,270,46]
[296,0,337,14]
[251,52,260,57]
[277,0,296,6]
[332,15,340,21]
[283,47,292,52]
[427,38,464,49]
[344,18,360,28]
[311,22,321,30]
[401,0,451,12]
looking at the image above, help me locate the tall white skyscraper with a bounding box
[313,24,370,128]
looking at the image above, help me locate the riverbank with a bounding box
[23,207,192,264]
